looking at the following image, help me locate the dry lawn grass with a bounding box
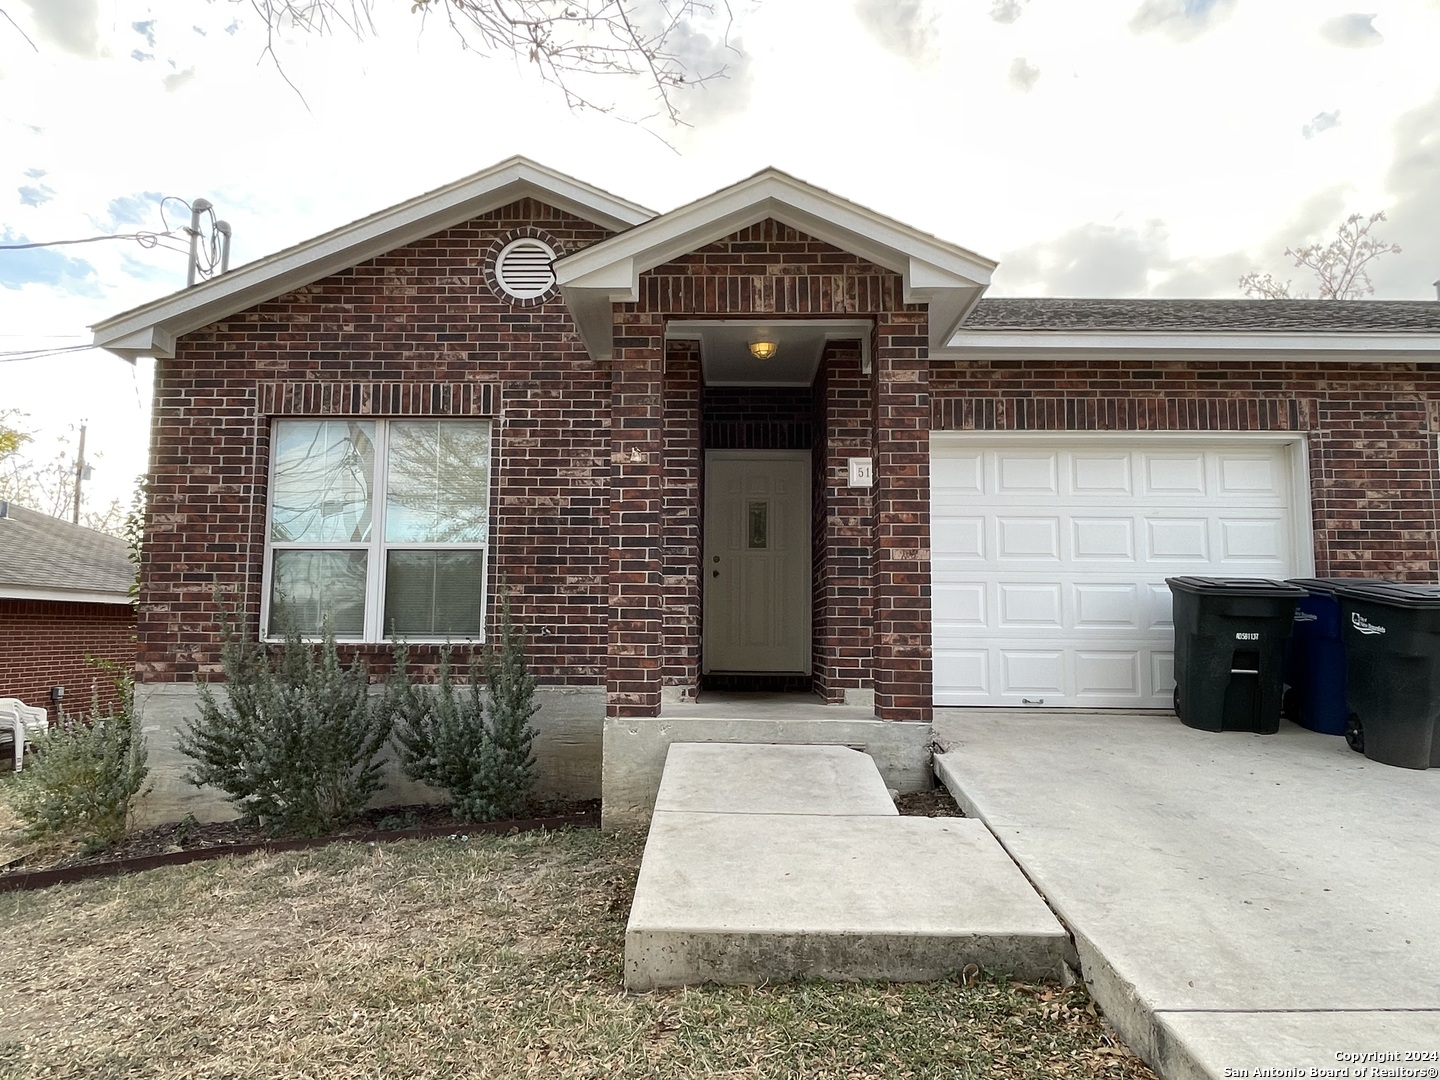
[0,830,1155,1080]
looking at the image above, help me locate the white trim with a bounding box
[556,169,994,362]
[92,157,653,361]
[943,330,1440,360]
[929,429,1316,577]
[260,418,493,643]
[0,586,131,606]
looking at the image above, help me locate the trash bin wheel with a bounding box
[1172,685,1181,719]
[1344,713,1364,754]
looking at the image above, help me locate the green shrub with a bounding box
[177,614,392,836]
[392,590,537,822]
[11,673,149,850]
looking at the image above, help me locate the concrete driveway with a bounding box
[932,710,1440,1080]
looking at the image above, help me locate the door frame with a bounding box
[701,448,814,675]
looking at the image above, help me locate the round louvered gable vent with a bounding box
[494,238,557,300]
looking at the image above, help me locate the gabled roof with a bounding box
[91,157,654,361]
[0,502,133,605]
[554,167,996,360]
[952,297,1440,358]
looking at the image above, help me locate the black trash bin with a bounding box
[1167,576,1306,734]
[1332,581,1440,769]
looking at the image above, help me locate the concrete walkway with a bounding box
[625,742,1073,990]
[933,711,1440,1080]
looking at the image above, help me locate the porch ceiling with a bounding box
[666,318,872,387]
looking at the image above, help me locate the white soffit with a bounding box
[666,318,872,387]
[556,169,996,361]
[943,329,1440,360]
[90,157,654,361]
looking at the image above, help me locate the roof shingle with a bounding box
[966,298,1440,333]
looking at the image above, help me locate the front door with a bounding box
[702,451,812,673]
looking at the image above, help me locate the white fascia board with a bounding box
[941,330,1440,359]
[0,586,131,605]
[91,157,653,360]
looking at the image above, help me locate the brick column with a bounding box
[871,314,932,722]
[661,345,703,694]
[608,311,666,717]
[814,345,873,704]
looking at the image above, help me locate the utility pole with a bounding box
[71,422,87,525]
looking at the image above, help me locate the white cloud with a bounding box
[1008,58,1040,93]
[18,0,100,57]
[854,0,939,63]
[1318,13,1383,47]
[990,1,1029,25]
[1303,110,1342,139]
[1129,0,1237,42]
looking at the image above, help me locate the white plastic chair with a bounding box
[0,698,49,773]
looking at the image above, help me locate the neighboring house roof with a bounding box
[555,167,996,360]
[0,502,133,605]
[91,157,654,362]
[952,298,1440,358]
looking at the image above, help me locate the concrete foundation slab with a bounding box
[625,811,1073,990]
[933,710,1440,1078]
[653,743,898,817]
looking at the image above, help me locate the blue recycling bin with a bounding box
[1282,578,1379,736]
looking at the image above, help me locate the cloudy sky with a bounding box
[3,0,1439,513]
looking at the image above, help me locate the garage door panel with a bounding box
[1072,517,1137,561]
[1001,651,1065,695]
[1074,583,1142,629]
[997,453,1059,494]
[934,581,986,626]
[997,517,1061,560]
[998,583,1063,627]
[1143,454,1208,496]
[933,438,1304,708]
[1074,651,1143,698]
[933,515,986,559]
[1071,453,1133,495]
[1146,517,1210,560]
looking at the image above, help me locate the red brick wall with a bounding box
[0,599,135,723]
[931,357,1440,578]
[140,199,615,682]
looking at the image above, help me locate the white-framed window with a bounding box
[262,418,492,642]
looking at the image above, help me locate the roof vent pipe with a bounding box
[1434,278,1439,301]
[186,198,212,288]
[216,220,232,274]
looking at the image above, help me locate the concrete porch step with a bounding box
[624,742,1074,991]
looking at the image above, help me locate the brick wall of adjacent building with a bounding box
[930,357,1440,578]
[0,599,135,723]
[140,199,615,683]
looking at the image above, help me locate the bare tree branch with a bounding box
[236,0,734,127]
[1241,211,1400,300]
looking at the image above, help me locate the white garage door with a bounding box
[931,436,1306,708]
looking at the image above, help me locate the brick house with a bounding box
[91,158,1440,827]
[0,501,135,725]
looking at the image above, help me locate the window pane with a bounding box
[270,420,376,543]
[269,550,368,637]
[385,420,490,543]
[384,550,486,638]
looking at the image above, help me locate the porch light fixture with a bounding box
[748,339,779,361]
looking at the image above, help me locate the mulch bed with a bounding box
[0,799,600,893]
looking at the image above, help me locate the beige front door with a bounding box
[702,451,812,674]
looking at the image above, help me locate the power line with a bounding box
[0,230,183,251]
[0,345,95,363]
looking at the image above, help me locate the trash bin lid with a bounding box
[1286,577,1389,596]
[1330,581,1440,609]
[1166,576,1308,597]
